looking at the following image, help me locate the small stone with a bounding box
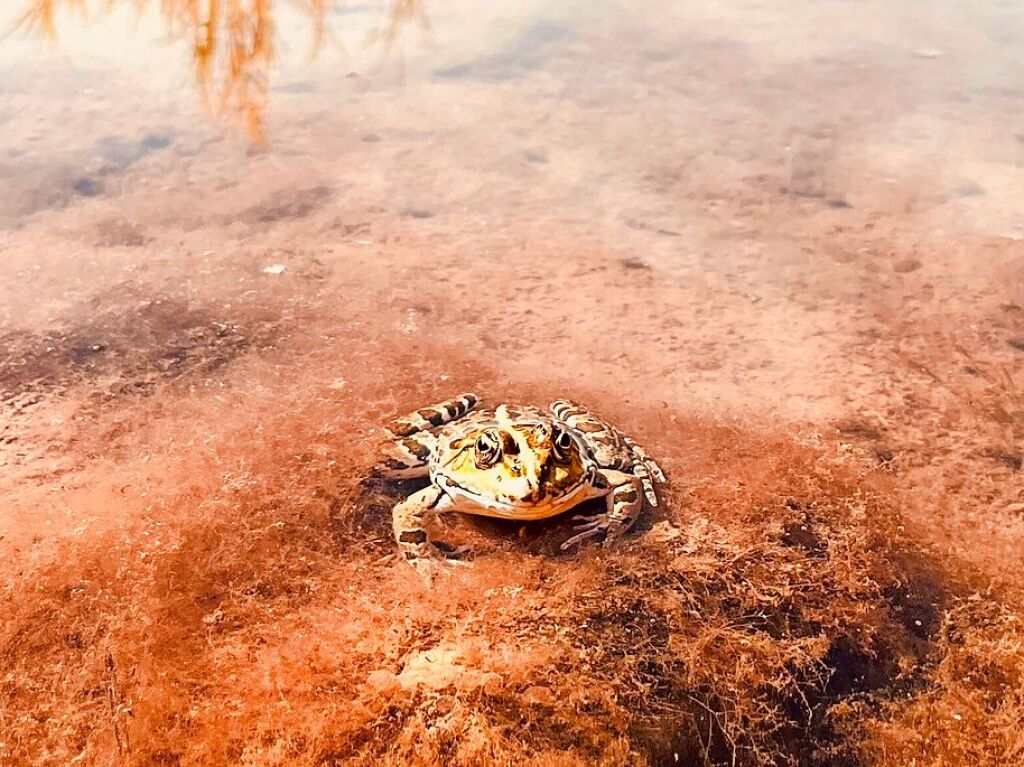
[72,177,103,197]
[481,672,503,695]
[874,446,895,465]
[202,608,224,625]
[433,695,455,715]
[140,135,172,152]
[522,685,556,707]
[893,258,922,273]
[954,182,985,197]
[365,670,401,696]
[262,264,287,275]
[647,521,682,543]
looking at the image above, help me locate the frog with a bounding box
[376,393,665,574]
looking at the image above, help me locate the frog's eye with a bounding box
[552,428,574,460]
[474,430,503,468]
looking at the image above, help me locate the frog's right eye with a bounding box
[552,427,574,460]
[474,430,503,468]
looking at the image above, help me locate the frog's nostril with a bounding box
[499,430,520,454]
[521,477,545,502]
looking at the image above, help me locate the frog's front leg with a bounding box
[392,485,459,572]
[560,470,644,550]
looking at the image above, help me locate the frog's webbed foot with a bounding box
[392,486,470,578]
[560,515,611,549]
[560,470,644,551]
[405,553,472,585]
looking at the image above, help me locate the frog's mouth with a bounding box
[438,473,595,520]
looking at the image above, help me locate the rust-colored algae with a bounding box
[1,373,1015,764]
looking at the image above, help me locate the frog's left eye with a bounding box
[474,430,503,468]
[552,428,574,459]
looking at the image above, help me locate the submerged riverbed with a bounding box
[2,1,1024,764]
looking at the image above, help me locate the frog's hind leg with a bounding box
[377,431,436,479]
[550,399,664,505]
[549,399,627,464]
[377,392,479,478]
[625,439,665,482]
[386,392,480,438]
[550,399,611,435]
[560,470,644,550]
[623,437,665,507]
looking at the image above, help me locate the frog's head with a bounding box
[438,414,589,516]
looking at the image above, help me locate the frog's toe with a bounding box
[407,556,442,583]
[600,523,629,548]
[560,517,609,550]
[406,553,472,583]
[436,543,475,561]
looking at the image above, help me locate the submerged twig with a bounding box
[11,0,425,142]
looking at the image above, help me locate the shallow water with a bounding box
[4,0,1023,559]
[2,1,1024,762]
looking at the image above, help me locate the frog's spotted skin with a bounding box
[377,393,665,574]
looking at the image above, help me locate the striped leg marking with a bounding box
[386,393,480,438]
[550,399,606,433]
[392,485,456,574]
[377,431,436,478]
[560,470,644,550]
[625,438,665,507]
[626,438,666,481]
